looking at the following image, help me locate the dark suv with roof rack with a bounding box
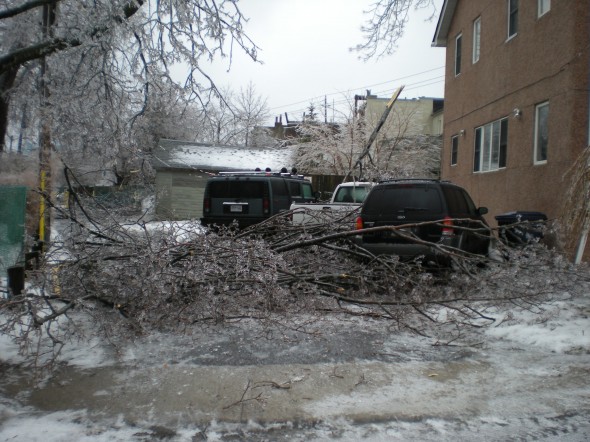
[354,179,491,261]
[201,171,316,228]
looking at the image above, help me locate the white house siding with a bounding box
[155,170,207,220]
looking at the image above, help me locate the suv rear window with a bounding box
[271,179,289,197]
[442,186,475,216]
[363,185,443,215]
[289,181,302,197]
[209,181,265,199]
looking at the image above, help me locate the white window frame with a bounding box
[538,0,550,18]
[455,33,462,76]
[451,135,459,166]
[473,17,481,63]
[507,0,518,39]
[534,101,549,164]
[474,118,508,172]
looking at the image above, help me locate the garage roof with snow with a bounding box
[153,139,296,173]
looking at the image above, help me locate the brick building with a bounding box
[432,0,590,255]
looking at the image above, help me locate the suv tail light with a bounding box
[441,216,454,236]
[355,216,363,230]
[203,197,210,213]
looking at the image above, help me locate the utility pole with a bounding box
[345,85,405,181]
[38,3,57,247]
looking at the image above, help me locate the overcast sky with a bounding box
[203,0,446,126]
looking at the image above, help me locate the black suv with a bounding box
[201,171,316,228]
[355,179,490,260]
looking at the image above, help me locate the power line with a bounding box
[371,76,445,97]
[268,65,445,113]
[275,75,445,120]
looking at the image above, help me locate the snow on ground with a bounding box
[1,285,589,441]
[485,298,589,353]
[1,218,589,440]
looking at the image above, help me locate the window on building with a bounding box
[508,0,518,38]
[455,33,462,76]
[538,0,550,17]
[451,135,459,166]
[473,17,481,63]
[534,102,549,163]
[474,118,508,172]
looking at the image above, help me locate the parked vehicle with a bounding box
[354,179,491,262]
[201,171,316,228]
[290,181,375,225]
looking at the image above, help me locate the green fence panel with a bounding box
[0,186,27,274]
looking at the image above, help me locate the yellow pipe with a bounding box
[39,170,46,242]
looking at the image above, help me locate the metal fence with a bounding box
[0,186,27,275]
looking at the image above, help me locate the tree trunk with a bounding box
[0,67,19,152]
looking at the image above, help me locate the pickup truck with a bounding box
[290,181,375,225]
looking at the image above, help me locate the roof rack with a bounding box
[378,178,451,184]
[217,171,306,179]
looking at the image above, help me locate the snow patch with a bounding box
[485,299,590,353]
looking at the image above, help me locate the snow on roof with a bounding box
[153,139,295,172]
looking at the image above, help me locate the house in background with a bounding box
[364,94,444,139]
[360,93,444,179]
[432,0,590,256]
[152,139,295,220]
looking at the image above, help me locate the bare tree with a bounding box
[295,107,364,176]
[234,82,269,146]
[197,87,241,145]
[293,98,441,179]
[562,146,590,263]
[0,1,260,152]
[191,83,269,146]
[353,0,438,60]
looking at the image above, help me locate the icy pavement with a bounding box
[1,297,589,441]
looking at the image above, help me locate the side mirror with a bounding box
[477,207,489,215]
